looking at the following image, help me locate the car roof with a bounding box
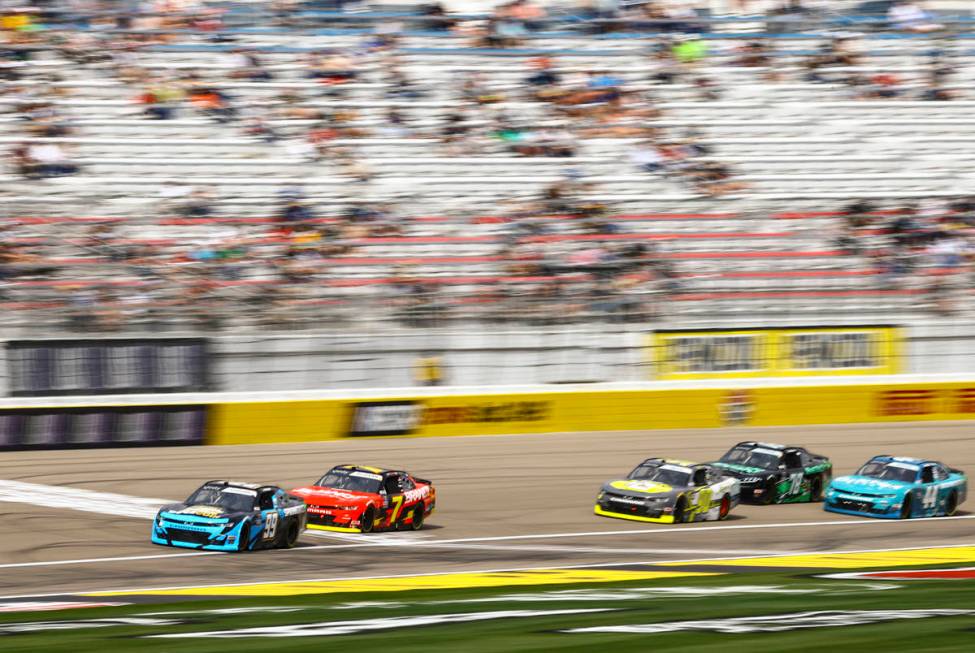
[202,480,280,493]
[734,441,805,453]
[330,464,405,476]
[639,458,704,470]
[869,455,937,466]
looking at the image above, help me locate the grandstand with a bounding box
[2,1,974,334]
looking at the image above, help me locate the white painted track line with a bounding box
[1,515,973,570]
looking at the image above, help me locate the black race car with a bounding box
[152,480,307,551]
[709,442,833,504]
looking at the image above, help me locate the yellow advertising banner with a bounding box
[650,326,902,380]
[205,378,975,445]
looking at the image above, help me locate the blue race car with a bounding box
[152,480,307,551]
[824,456,967,519]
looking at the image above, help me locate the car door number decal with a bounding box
[264,511,278,540]
[389,495,405,522]
[922,485,937,510]
[788,473,803,495]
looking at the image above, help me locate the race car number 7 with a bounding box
[389,495,405,522]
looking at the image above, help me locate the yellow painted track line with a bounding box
[87,568,718,597]
[659,545,975,569]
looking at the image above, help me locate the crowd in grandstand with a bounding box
[1,1,974,330]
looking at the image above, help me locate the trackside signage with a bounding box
[649,326,902,380]
[349,401,423,436]
[348,400,551,436]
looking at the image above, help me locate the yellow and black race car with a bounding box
[595,458,741,524]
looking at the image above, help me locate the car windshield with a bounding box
[720,446,782,470]
[628,464,691,487]
[185,486,256,513]
[856,462,917,483]
[315,470,382,494]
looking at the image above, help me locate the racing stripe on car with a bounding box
[658,545,975,569]
[86,569,719,597]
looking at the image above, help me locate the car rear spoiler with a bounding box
[414,477,433,486]
[949,467,965,475]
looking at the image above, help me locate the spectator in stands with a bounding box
[228,49,273,81]
[178,187,215,219]
[888,1,943,33]
[188,85,237,123]
[421,3,458,32]
[278,194,314,224]
[672,34,708,66]
[506,0,547,31]
[629,141,665,173]
[243,116,279,143]
[139,80,183,120]
[26,142,80,177]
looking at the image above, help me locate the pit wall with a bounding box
[207,377,975,445]
[2,376,973,451]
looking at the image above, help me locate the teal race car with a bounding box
[825,456,967,519]
[709,441,833,504]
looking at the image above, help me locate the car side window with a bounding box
[400,475,415,491]
[933,465,949,481]
[692,469,708,486]
[920,466,935,484]
[383,475,400,495]
[783,453,802,469]
[258,490,274,510]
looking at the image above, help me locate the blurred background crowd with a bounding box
[2,0,975,332]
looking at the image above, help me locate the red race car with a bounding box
[290,465,435,533]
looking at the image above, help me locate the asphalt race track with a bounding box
[1,422,973,599]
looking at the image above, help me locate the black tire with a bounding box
[281,519,300,549]
[900,494,913,519]
[360,506,376,533]
[673,497,688,524]
[408,504,425,531]
[810,476,825,503]
[945,491,959,517]
[237,522,251,552]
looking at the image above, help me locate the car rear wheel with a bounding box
[945,491,959,517]
[281,520,300,549]
[408,504,425,531]
[360,506,376,533]
[900,494,913,519]
[718,495,731,520]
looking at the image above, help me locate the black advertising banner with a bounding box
[6,339,210,397]
[0,405,207,451]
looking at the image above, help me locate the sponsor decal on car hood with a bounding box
[176,506,226,519]
[291,487,375,504]
[562,609,975,635]
[830,476,910,493]
[609,480,673,494]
